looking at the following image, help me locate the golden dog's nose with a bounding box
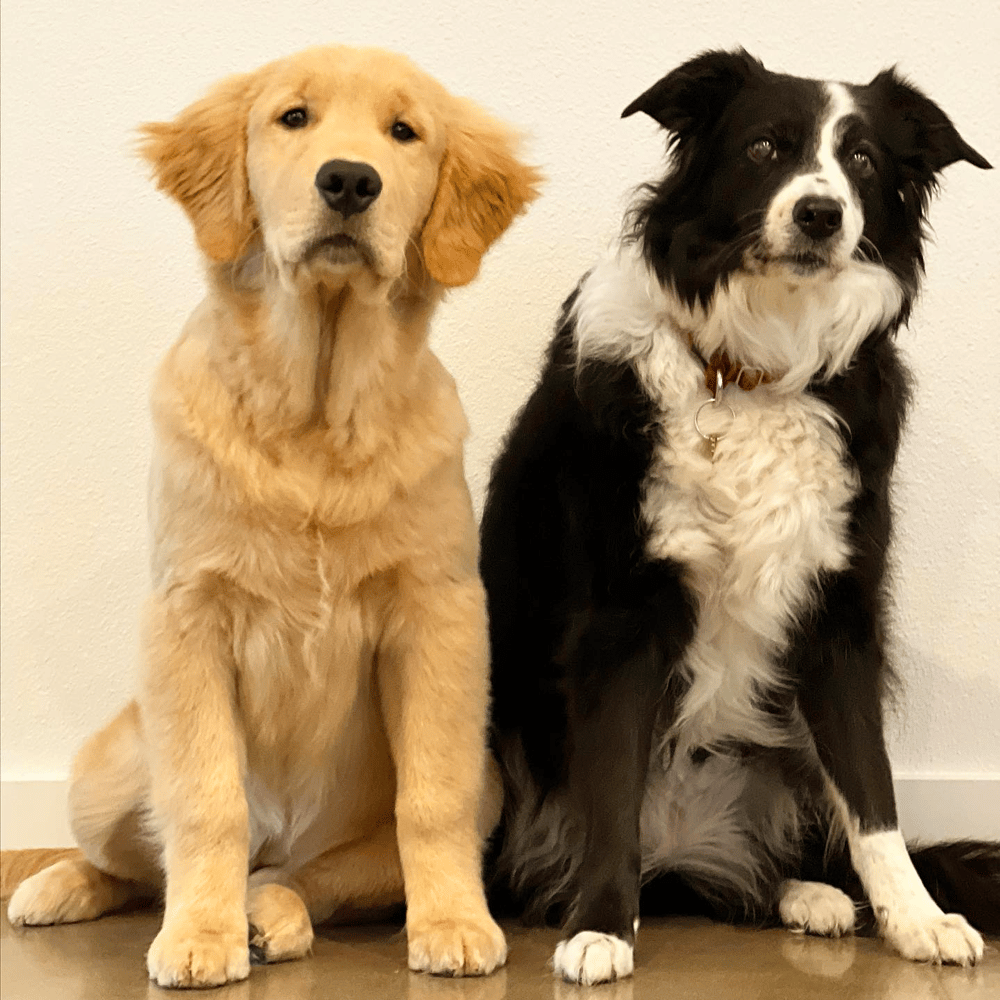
[315,159,383,218]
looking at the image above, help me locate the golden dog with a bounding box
[3,45,539,987]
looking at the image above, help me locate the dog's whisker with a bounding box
[856,235,885,266]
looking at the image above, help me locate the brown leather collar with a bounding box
[697,348,773,392]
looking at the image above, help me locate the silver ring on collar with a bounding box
[695,397,735,441]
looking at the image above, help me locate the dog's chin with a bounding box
[291,235,401,292]
[747,245,845,280]
[775,252,832,276]
[283,238,410,304]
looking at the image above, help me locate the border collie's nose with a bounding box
[315,160,382,218]
[793,197,843,239]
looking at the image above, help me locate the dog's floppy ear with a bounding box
[421,100,542,287]
[139,72,258,262]
[866,68,992,174]
[622,49,763,141]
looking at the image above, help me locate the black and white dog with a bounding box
[482,50,996,985]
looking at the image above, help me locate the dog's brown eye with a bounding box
[747,138,776,163]
[390,121,418,143]
[279,107,309,129]
[848,149,875,179]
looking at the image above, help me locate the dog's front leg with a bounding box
[141,588,251,988]
[379,568,506,977]
[552,598,681,987]
[797,577,984,965]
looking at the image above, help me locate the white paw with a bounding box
[553,931,634,985]
[779,880,856,937]
[882,910,984,966]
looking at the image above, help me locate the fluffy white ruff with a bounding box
[687,263,900,392]
[572,249,860,755]
[574,245,903,394]
[553,932,634,985]
[779,879,856,937]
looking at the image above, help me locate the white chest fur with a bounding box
[640,356,857,749]
[572,250,861,752]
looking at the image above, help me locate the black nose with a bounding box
[793,197,843,239]
[315,160,382,218]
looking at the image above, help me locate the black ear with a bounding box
[621,49,763,138]
[867,68,992,172]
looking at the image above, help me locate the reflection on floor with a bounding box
[1,909,996,999]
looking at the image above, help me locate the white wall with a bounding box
[2,1,998,822]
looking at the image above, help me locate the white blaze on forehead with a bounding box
[762,81,864,265]
[814,82,857,198]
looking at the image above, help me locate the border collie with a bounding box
[481,50,996,985]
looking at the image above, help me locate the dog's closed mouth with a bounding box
[318,234,356,250]
[775,251,829,273]
[305,233,367,263]
[747,245,831,274]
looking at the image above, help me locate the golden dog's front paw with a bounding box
[247,882,314,964]
[407,913,507,977]
[147,919,250,988]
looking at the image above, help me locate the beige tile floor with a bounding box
[1,908,997,999]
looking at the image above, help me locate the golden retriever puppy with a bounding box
[4,45,540,987]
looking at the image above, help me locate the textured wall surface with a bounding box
[2,0,998,784]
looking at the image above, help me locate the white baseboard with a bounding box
[1,775,997,851]
[893,775,1000,842]
[1,781,75,849]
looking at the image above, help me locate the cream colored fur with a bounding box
[3,44,539,988]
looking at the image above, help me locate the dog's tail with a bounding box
[907,840,1000,935]
[0,848,82,899]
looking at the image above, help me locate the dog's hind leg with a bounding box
[6,856,146,927]
[778,879,856,937]
[246,822,405,964]
[245,881,314,965]
[284,822,404,924]
[7,701,159,926]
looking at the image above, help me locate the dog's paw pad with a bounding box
[553,931,634,985]
[779,879,856,937]
[407,914,507,977]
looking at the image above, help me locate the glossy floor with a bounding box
[1,910,996,999]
